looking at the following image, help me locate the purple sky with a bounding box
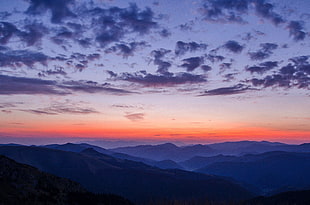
[0,0,309,145]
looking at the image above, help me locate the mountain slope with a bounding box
[181,155,238,170]
[0,145,253,203]
[196,151,310,195]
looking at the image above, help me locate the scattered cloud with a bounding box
[0,49,48,68]
[287,21,306,41]
[199,84,253,96]
[91,3,158,47]
[0,22,19,45]
[124,113,145,121]
[253,0,285,25]
[0,74,133,95]
[0,102,23,109]
[118,71,206,87]
[175,41,207,56]
[26,0,76,23]
[219,62,232,72]
[105,41,148,58]
[248,56,310,89]
[223,40,244,53]
[246,61,278,74]
[0,74,67,95]
[181,57,204,72]
[38,67,67,77]
[206,54,225,63]
[59,80,134,95]
[201,65,212,72]
[151,48,172,74]
[200,0,249,24]
[248,43,278,61]
[21,101,100,115]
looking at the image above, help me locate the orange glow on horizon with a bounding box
[2,125,309,143]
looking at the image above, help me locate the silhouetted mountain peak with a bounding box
[158,142,178,148]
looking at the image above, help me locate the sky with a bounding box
[0,0,309,145]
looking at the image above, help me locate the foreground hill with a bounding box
[196,151,310,195]
[0,145,253,204]
[0,155,132,205]
[244,190,310,205]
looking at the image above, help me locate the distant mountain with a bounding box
[207,141,310,155]
[245,190,310,205]
[0,145,253,204]
[181,155,238,170]
[111,143,215,161]
[43,142,181,170]
[0,155,132,205]
[196,151,310,195]
[42,143,113,155]
[111,141,310,162]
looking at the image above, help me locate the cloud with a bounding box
[223,73,237,82]
[0,49,48,68]
[248,43,278,60]
[118,71,206,87]
[159,28,171,37]
[201,65,212,72]
[0,22,19,44]
[112,104,143,109]
[18,23,46,46]
[51,26,75,45]
[0,74,133,95]
[199,84,253,96]
[26,0,76,23]
[199,0,308,41]
[91,3,158,47]
[181,57,204,71]
[21,101,100,115]
[59,80,134,95]
[175,41,207,56]
[0,102,23,109]
[206,54,225,63]
[248,56,310,89]
[246,61,278,74]
[253,0,285,25]
[38,67,67,77]
[124,113,144,121]
[200,0,248,23]
[0,21,46,46]
[287,21,306,41]
[223,40,244,53]
[62,52,101,71]
[151,48,172,74]
[105,41,148,58]
[0,74,67,95]
[200,0,285,25]
[219,62,232,72]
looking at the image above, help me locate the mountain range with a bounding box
[111,141,310,161]
[0,145,253,204]
[1,140,310,204]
